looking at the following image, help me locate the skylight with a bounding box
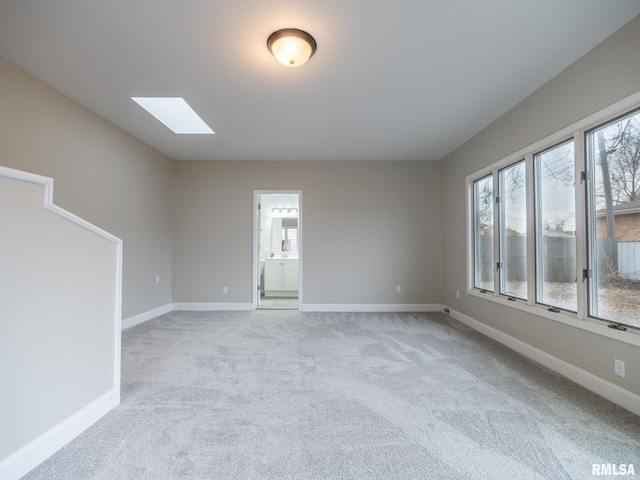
[131,97,214,134]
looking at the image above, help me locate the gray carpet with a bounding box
[24,311,640,479]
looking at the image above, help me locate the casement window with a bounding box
[473,175,494,292]
[534,140,577,312]
[468,94,640,333]
[586,109,640,328]
[499,160,527,300]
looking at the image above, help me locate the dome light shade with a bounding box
[267,28,316,68]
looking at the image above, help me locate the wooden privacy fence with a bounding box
[618,241,640,281]
[478,234,639,283]
[477,235,575,283]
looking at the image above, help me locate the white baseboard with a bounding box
[172,302,254,311]
[121,303,172,330]
[446,307,640,417]
[123,303,443,328]
[0,389,119,480]
[301,303,442,313]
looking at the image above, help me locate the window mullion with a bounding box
[493,170,501,297]
[525,153,536,306]
[574,130,588,320]
[533,153,544,307]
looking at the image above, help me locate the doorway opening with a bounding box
[253,191,302,310]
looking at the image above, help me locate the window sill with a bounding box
[467,288,640,348]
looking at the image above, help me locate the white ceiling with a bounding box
[1,1,639,162]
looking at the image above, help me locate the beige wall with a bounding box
[0,54,442,314]
[0,57,174,319]
[173,160,441,306]
[440,16,640,395]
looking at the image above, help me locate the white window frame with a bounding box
[497,159,528,300]
[533,138,578,313]
[466,90,640,347]
[472,174,495,292]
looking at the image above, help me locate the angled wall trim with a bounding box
[0,166,122,245]
[0,166,123,480]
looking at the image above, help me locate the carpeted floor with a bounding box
[24,311,640,479]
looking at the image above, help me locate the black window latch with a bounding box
[607,323,627,332]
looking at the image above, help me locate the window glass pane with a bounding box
[473,176,494,291]
[587,110,640,328]
[281,218,298,252]
[500,161,527,299]
[282,227,298,252]
[535,141,577,311]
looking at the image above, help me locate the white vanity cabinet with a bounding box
[264,258,298,297]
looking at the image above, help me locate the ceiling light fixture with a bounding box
[267,28,317,68]
[272,206,298,216]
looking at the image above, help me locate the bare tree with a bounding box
[597,130,617,241]
[544,216,569,232]
[475,177,493,228]
[539,143,575,190]
[503,161,526,203]
[593,113,640,283]
[608,117,640,203]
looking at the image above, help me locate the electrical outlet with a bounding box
[396,285,401,293]
[223,287,228,294]
[614,359,625,378]
[443,307,450,314]
[155,275,160,284]
[456,290,460,299]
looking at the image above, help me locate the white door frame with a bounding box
[253,190,303,310]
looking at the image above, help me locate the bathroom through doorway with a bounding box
[253,191,302,310]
